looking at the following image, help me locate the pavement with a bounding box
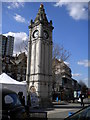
[47,102,90,118]
[53,98,90,105]
[29,101,90,119]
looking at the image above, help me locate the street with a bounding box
[30,101,90,119]
[45,102,90,119]
[48,109,78,119]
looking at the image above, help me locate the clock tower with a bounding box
[26,4,54,107]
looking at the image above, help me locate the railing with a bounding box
[29,111,47,120]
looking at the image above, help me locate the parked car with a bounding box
[0,88,28,120]
[64,105,90,120]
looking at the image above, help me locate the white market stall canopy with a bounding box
[0,73,27,105]
[0,73,26,85]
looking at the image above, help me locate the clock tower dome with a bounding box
[26,4,54,107]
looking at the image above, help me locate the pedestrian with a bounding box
[22,96,25,106]
[27,94,31,107]
[18,92,23,105]
[79,93,84,107]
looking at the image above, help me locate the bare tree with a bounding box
[52,43,71,61]
[52,43,71,95]
[79,80,87,87]
[79,80,88,94]
[52,43,71,76]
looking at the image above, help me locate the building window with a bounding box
[63,78,67,84]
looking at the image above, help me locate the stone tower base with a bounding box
[39,98,53,108]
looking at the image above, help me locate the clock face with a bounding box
[43,31,49,39]
[33,30,39,38]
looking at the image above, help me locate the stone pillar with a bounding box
[26,20,32,90]
[27,4,54,107]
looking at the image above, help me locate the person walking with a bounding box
[22,96,25,106]
[80,93,84,107]
[18,92,23,105]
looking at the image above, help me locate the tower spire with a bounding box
[34,3,48,23]
[40,3,44,8]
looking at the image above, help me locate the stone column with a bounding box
[26,22,32,90]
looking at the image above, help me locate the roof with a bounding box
[34,4,48,23]
[53,58,71,70]
[0,73,26,85]
[29,4,54,30]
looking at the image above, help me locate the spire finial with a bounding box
[40,3,44,8]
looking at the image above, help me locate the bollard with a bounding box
[56,97,58,102]
[68,112,74,116]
